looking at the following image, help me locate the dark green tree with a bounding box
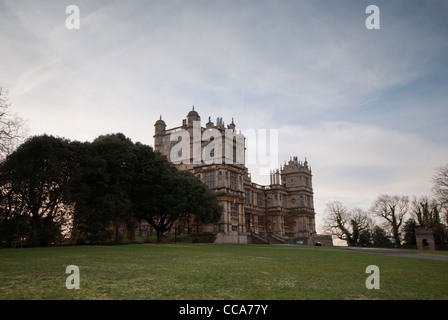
[371,226,393,248]
[359,229,372,247]
[68,141,112,243]
[92,133,137,243]
[403,218,417,247]
[0,135,76,246]
[70,133,137,243]
[132,145,222,243]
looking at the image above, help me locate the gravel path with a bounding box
[341,247,448,262]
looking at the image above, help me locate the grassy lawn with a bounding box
[1,243,447,300]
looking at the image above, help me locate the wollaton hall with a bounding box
[136,107,332,245]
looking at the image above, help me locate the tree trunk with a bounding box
[393,228,401,247]
[156,230,165,243]
[126,222,136,242]
[115,224,121,243]
[30,211,41,247]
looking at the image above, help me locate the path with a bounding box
[342,246,448,263]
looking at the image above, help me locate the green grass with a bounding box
[1,244,447,300]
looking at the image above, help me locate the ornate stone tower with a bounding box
[280,156,314,210]
[279,157,316,241]
[154,115,166,151]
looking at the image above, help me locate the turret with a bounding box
[155,115,166,134]
[154,115,166,151]
[281,156,313,189]
[187,105,200,126]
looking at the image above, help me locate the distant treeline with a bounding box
[323,193,448,249]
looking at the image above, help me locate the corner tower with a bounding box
[280,156,314,211]
[186,106,200,126]
[154,115,166,152]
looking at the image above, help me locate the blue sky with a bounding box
[1,0,447,232]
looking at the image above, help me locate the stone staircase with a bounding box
[248,232,290,244]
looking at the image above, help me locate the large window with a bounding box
[258,216,265,228]
[230,171,238,190]
[204,170,215,189]
[283,217,289,229]
[257,193,263,207]
[245,189,251,204]
[231,203,238,217]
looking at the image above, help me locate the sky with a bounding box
[1,0,448,233]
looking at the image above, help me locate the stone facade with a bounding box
[148,107,331,245]
[243,158,317,244]
[415,228,436,250]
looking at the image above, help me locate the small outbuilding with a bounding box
[415,228,435,251]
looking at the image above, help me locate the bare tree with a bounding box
[0,87,27,159]
[432,164,448,225]
[371,194,409,247]
[323,200,371,246]
[411,195,447,245]
[411,196,440,227]
[350,208,372,245]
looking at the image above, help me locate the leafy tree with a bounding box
[92,133,137,242]
[371,226,393,248]
[132,145,222,243]
[0,135,76,246]
[0,131,223,247]
[359,229,372,247]
[0,209,31,248]
[357,226,393,248]
[403,218,417,247]
[70,133,137,243]
[67,141,112,243]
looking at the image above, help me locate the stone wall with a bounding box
[415,228,435,250]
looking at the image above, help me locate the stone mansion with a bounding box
[140,107,331,245]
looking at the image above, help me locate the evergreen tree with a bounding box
[371,226,393,248]
[403,218,417,247]
[0,135,76,246]
[132,145,222,243]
